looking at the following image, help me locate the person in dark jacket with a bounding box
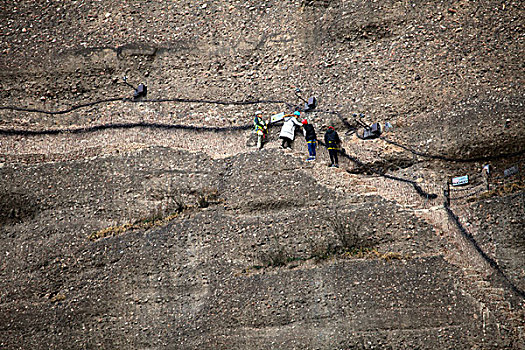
[324,125,341,167]
[302,119,317,161]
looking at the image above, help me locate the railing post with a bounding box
[482,164,491,191]
[444,181,450,207]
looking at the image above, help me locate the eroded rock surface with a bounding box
[1,0,524,349]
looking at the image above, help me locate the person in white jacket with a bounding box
[279,111,303,149]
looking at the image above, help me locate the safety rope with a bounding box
[307,109,437,198]
[0,97,125,115]
[2,93,523,299]
[316,140,438,199]
[140,97,292,107]
[314,108,525,162]
[449,183,483,192]
[0,97,292,115]
[444,200,525,299]
[449,186,485,201]
[312,109,357,132]
[380,136,525,163]
[0,121,253,136]
[2,97,523,162]
[1,96,521,201]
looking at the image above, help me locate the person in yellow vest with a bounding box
[253,110,268,150]
[324,125,341,167]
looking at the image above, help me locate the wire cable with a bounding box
[0,121,253,136]
[449,187,485,201]
[0,97,292,115]
[444,200,525,299]
[0,97,125,115]
[1,95,520,202]
[316,140,438,199]
[2,93,523,298]
[380,136,525,163]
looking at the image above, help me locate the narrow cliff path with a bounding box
[1,115,523,348]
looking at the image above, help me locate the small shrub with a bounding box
[341,247,374,259]
[258,238,298,268]
[329,211,375,253]
[165,188,187,213]
[260,247,291,267]
[172,194,187,213]
[381,251,404,261]
[49,293,66,303]
[88,223,133,241]
[196,187,220,208]
[308,237,339,262]
[305,212,378,262]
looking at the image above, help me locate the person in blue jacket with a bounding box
[301,118,317,161]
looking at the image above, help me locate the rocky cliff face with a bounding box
[1,1,524,349]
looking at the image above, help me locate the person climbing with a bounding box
[302,119,317,161]
[324,124,341,167]
[253,110,268,150]
[279,111,302,149]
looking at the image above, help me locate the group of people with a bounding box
[253,110,341,167]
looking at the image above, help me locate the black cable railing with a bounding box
[380,136,525,163]
[0,121,253,136]
[2,94,524,299]
[444,200,525,299]
[0,97,292,115]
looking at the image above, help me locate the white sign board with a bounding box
[452,175,469,186]
[270,112,285,124]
